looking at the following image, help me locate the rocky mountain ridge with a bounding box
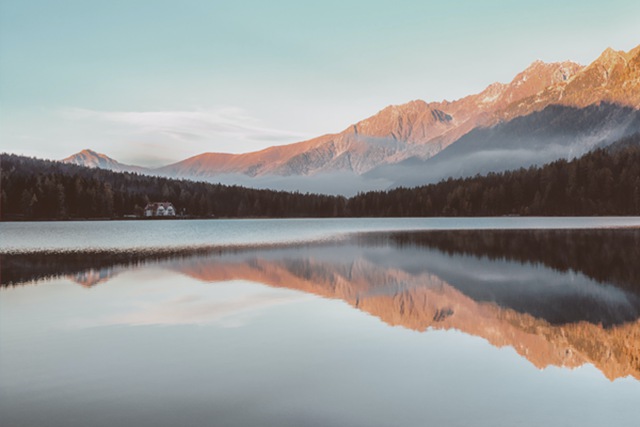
[498,45,640,121]
[158,58,586,177]
[62,44,640,188]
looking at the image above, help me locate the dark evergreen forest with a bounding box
[2,134,639,220]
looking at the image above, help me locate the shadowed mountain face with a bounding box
[4,229,640,380]
[369,103,640,187]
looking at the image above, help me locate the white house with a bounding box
[144,202,176,217]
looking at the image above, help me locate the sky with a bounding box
[1,0,639,166]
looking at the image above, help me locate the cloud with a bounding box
[107,292,306,327]
[60,107,310,150]
[65,290,310,329]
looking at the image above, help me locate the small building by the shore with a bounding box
[144,202,176,217]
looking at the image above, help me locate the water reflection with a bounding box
[2,229,640,381]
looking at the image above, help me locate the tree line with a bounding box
[1,134,640,220]
[378,228,640,294]
[0,156,346,220]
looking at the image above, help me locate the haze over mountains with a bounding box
[63,44,640,195]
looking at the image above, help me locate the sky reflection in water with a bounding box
[1,228,640,427]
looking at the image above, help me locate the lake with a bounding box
[1,218,640,427]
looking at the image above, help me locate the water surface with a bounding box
[1,219,639,427]
[3,216,640,252]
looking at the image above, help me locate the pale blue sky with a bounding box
[1,0,639,165]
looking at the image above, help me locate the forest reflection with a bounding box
[2,229,639,380]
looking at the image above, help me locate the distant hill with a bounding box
[63,149,149,174]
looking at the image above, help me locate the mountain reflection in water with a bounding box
[2,229,639,381]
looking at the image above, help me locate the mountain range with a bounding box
[63,44,640,195]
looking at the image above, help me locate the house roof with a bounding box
[144,202,175,210]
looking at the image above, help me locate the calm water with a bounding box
[3,217,640,252]
[2,218,640,427]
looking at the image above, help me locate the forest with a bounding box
[1,133,640,220]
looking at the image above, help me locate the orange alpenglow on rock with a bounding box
[63,45,640,180]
